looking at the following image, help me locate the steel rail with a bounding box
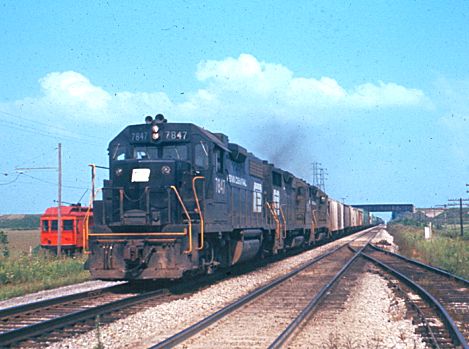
[267,234,375,349]
[149,227,378,349]
[0,283,128,319]
[369,243,469,284]
[0,288,167,347]
[361,250,469,349]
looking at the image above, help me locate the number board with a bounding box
[129,125,150,144]
[128,125,190,143]
[162,130,189,141]
[130,131,150,143]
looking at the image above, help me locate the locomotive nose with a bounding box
[109,160,177,226]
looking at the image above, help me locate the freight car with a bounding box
[40,204,93,253]
[87,115,372,280]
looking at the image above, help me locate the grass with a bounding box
[0,253,90,300]
[0,229,90,301]
[387,223,469,279]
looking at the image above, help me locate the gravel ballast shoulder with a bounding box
[288,270,427,348]
[0,281,125,310]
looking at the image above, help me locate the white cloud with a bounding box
[1,53,429,128]
[40,71,111,110]
[195,54,429,111]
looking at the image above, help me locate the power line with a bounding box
[0,110,105,146]
[21,173,88,190]
[0,109,101,141]
[0,173,21,185]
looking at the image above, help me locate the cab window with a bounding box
[162,145,187,160]
[111,143,127,160]
[195,141,209,169]
[214,148,224,173]
[273,172,282,187]
[133,146,159,160]
[42,220,49,231]
[51,220,58,231]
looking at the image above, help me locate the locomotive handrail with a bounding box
[170,185,193,254]
[83,206,92,252]
[266,202,282,252]
[310,207,318,244]
[192,176,205,251]
[83,187,102,253]
[278,205,287,239]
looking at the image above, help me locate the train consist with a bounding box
[40,204,93,253]
[87,115,376,280]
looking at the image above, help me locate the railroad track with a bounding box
[0,283,172,347]
[0,233,353,348]
[361,244,469,349]
[149,227,378,349]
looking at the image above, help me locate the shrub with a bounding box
[0,230,9,257]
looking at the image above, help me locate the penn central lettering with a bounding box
[227,174,247,187]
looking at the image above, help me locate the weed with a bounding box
[322,333,340,349]
[388,223,469,279]
[0,253,90,300]
[94,315,105,349]
[0,230,9,257]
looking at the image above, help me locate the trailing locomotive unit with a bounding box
[88,115,366,280]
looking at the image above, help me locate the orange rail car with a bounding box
[40,205,93,253]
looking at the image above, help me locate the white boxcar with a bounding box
[328,198,339,232]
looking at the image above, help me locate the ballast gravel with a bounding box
[0,280,125,310]
[371,227,398,252]
[44,233,366,349]
[289,271,427,349]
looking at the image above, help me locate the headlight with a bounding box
[115,168,123,176]
[152,125,160,140]
[161,166,171,175]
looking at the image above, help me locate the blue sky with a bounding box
[1,1,469,215]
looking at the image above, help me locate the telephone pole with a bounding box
[88,164,109,203]
[57,143,62,257]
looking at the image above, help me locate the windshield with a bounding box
[132,145,188,160]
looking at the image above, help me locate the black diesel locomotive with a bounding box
[88,115,371,280]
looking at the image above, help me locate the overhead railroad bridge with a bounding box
[352,204,415,220]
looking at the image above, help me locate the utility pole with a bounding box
[88,164,109,203]
[448,198,469,237]
[57,143,62,257]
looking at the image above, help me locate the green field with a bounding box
[3,229,40,257]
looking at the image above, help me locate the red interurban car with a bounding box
[40,204,93,253]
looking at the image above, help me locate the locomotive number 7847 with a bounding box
[164,130,187,140]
